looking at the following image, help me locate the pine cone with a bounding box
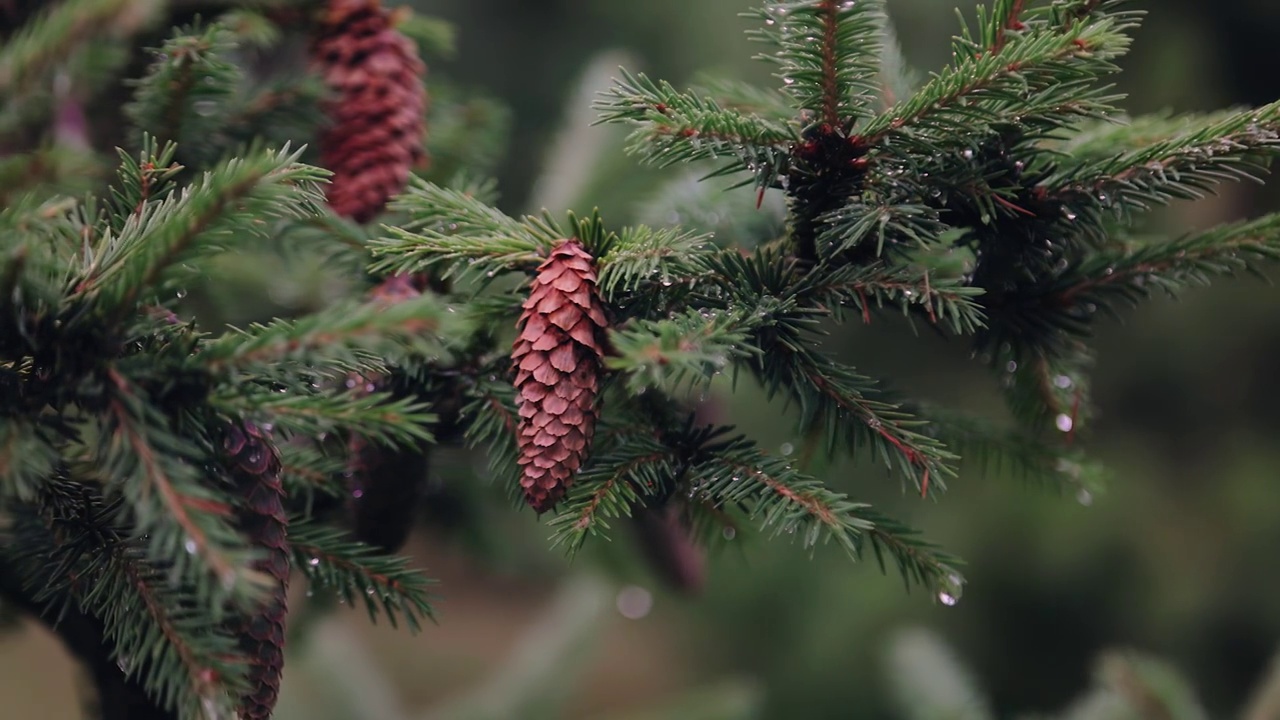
[222,421,289,720]
[314,0,426,223]
[341,272,432,552]
[512,239,607,513]
[346,434,429,553]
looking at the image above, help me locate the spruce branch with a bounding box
[125,23,243,157]
[0,0,161,96]
[546,436,672,555]
[210,389,436,449]
[1056,214,1280,308]
[100,368,265,606]
[814,263,987,334]
[848,505,964,595]
[198,294,458,375]
[696,249,959,493]
[0,419,60,501]
[74,147,327,317]
[689,74,796,124]
[606,308,756,395]
[687,431,961,593]
[277,443,348,499]
[596,225,710,300]
[1046,101,1280,215]
[860,18,1130,147]
[771,351,958,496]
[746,0,885,126]
[373,180,550,281]
[817,195,948,258]
[924,407,1105,497]
[458,369,522,494]
[7,484,247,720]
[595,68,796,188]
[1002,348,1093,435]
[105,137,185,233]
[288,520,436,631]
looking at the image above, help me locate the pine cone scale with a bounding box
[512,239,607,513]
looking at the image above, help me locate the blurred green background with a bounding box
[7,1,1280,718]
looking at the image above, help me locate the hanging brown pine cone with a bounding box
[313,0,426,223]
[221,421,289,720]
[512,239,607,513]
[340,272,432,552]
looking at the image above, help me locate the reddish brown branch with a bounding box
[750,464,840,527]
[819,0,841,125]
[991,0,1027,53]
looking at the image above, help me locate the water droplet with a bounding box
[938,572,964,606]
[780,442,795,456]
[722,527,737,540]
[764,18,775,25]
[783,77,796,85]
[184,537,198,555]
[308,557,321,567]
[1005,360,1018,373]
[175,288,187,299]
[1053,374,1073,389]
[1055,413,1074,433]
[1077,488,1093,506]
[366,587,377,596]
[352,488,364,499]
[616,585,653,620]
[962,149,974,160]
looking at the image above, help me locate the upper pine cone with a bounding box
[512,239,608,513]
[313,0,426,223]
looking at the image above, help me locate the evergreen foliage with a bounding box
[0,0,1278,717]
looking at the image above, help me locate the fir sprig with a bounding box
[0,0,161,96]
[198,294,460,376]
[125,23,243,160]
[98,369,266,606]
[606,308,756,395]
[210,389,437,449]
[593,68,796,189]
[289,520,436,630]
[1048,101,1280,216]
[73,146,326,317]
[6,483,247,719]
[746,0,885,126]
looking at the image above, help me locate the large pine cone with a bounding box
[512,239,607,513]
[313,0,426,222]
[222,421,289,720]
